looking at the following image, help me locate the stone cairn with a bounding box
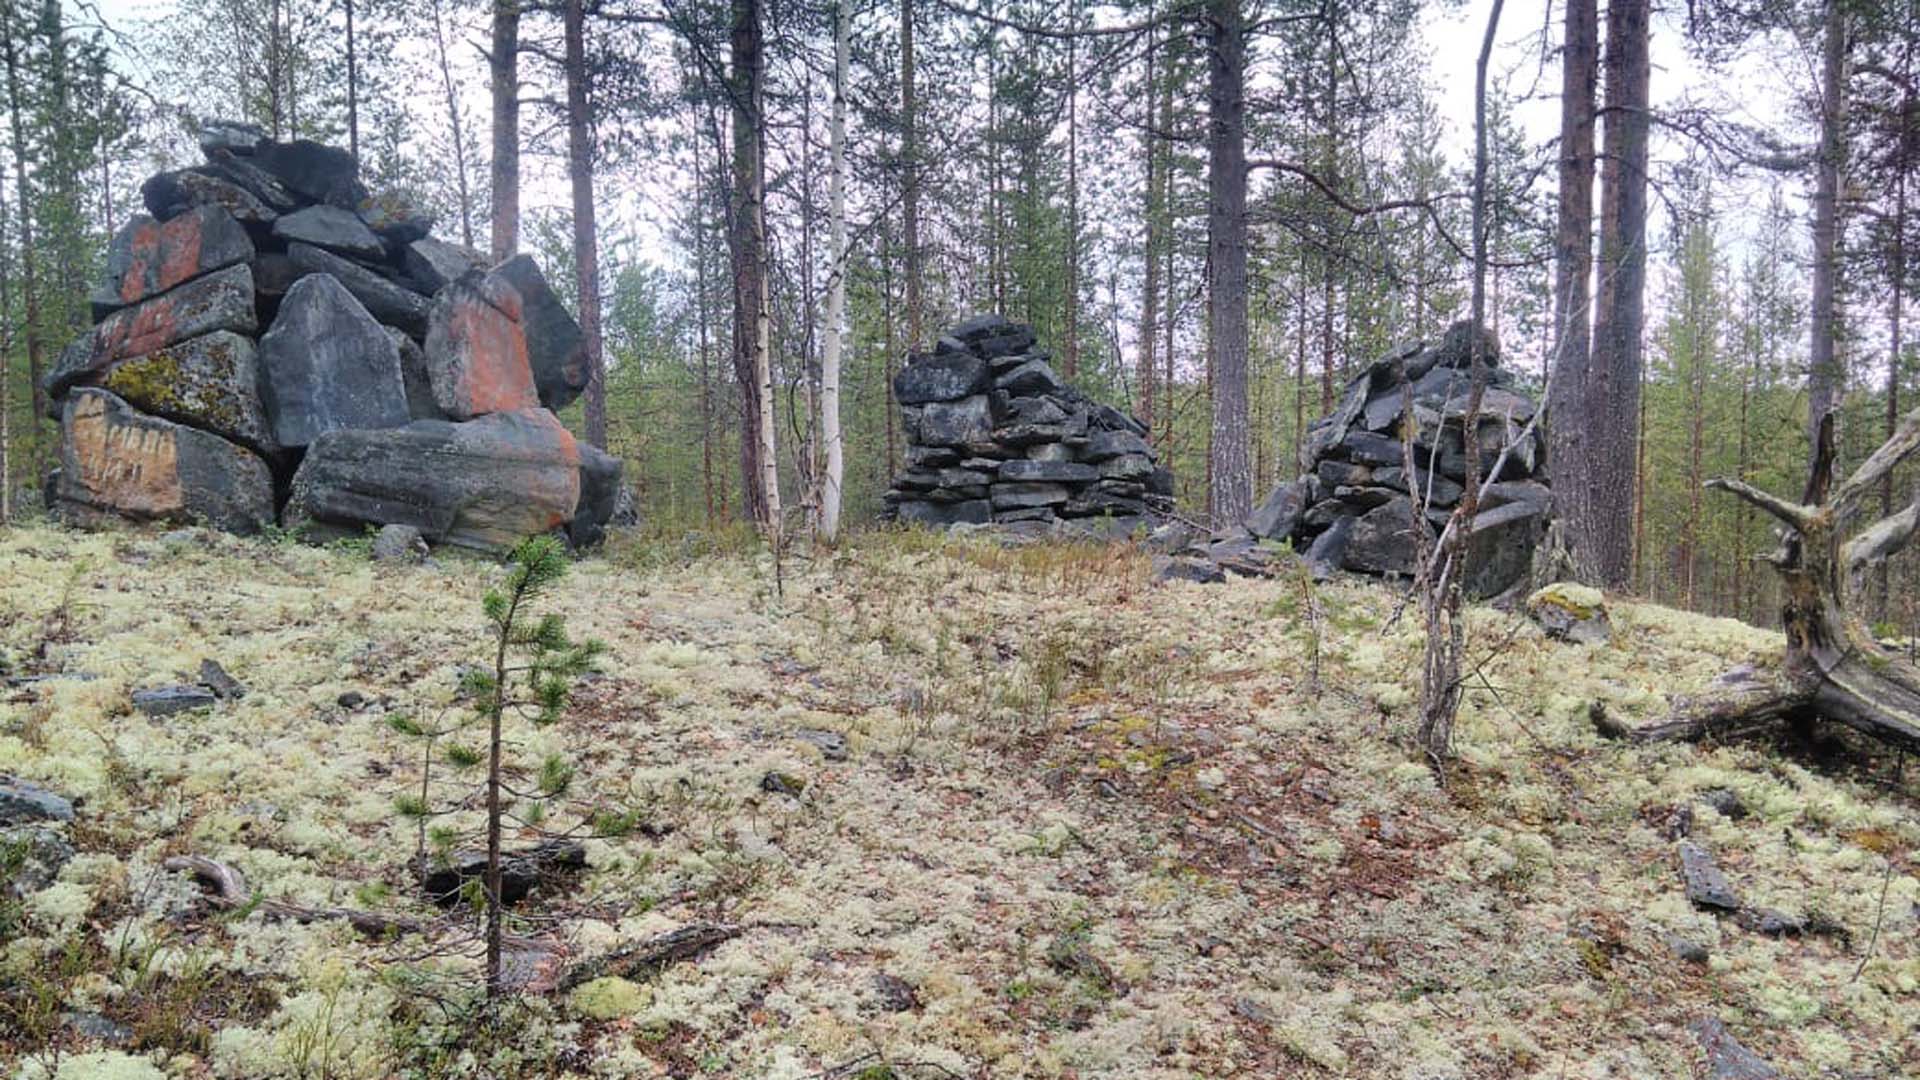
[1168,320,1552,598]
[884,315,1173,537]
[41,120,622,553]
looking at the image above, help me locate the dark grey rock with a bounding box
[134,684,218,717]
[0,778,75,826]
[92,331,277,456]
[55,390,275,535]
[1091,404,1149,437]
[1666,935,1710,964]
[420,839,585,907]
[92,206,255,313]
[570,443,624,549]
[869,973,918,1013]
[895,498,991,527]
[1679,841,1742,912]
[760,771,806,797]
[287,242,433,338]
[197,119,268,157]
[991,482,1071,509]
[794,729,849,762]
[995,358,1063,396]
[909,396,994,446]
[495,255,589,411]
[1305,515,1354,574]
[998,459,1097,483]
[1317,459,1374,489]
[258,274,410,449]
[198,659,245,700]
[1688,1017,1778,1080]
[371,523,428,564]
[1374,465,1463,507]
[1153,555,1226,584]
[1340,498,1427,576]
[47,264,258,404]
[906,445,961,468]
[140,168,277,225]
[356,191,436,246]
[254,139,367,208]
[1247,481,1306,540]
[1463,499,1548,599]
[1337,430,1406,466]
[5,828,74,896]
[1738,907,1804,937]
[1100,454,1155,481]
[894,350,989,404]
[1082,430,1150,461]
[288,409,583,554]
[1699,788,1747,820]
[202,148,301,212]
[1334,485,1399,510]
[1024,442,1075,463]
[385,327,444,420]
[992,392,1068,426]
[273,204,385,260]
[403,237,487,295]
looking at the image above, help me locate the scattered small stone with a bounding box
[761,771,806,797]
[869,973,919,1013]
[1737,907,1804,937]
[1666,935,1710,964]
[1527,583,1611,645]
[197,658,245,700]
[337,690,368,709]
[1689,1016,1779,1080]
[371,523,428,564]
[1679,841,1742,912]
[419,840,586,906]
[1046,930,1118,994]
[1152,555,1226,585]
[1698,788,1747,820]
[63,1011,135,1046]
[793,729,849,762]
[0,777,75,826]
[132,684,217,717]
[3,827,75,895]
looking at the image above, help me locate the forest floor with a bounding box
[0,521,1915,1079]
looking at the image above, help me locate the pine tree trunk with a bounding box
[820,0,848,543]
[1137,16,1159,434]
[1,161,12,523]
[729,0,777,529]
[563,0,607,449]
[489,0,521,262]
[1882,161,1906,622]
[1063,0,1080,379]
[901,0,922,351]
[1550,0,1597,578]
[1808,0,1848,457]
[2,14,46,475]
[430,0,476,249]
[1586,0,1650,589]
[1205,0,1251,526]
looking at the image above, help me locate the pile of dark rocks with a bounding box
[884,315,1173,537]
[41,119,623,553]
[1164,321,1551,598]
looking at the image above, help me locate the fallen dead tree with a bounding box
[1604,412,1920,751]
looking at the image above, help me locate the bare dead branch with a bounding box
[1703,477,1812,530]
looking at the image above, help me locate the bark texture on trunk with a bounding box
[1205,0,1250,526]
[2,11,45,471]
[901,0,922,352]
[1136,16,1159,434]
[820,0,848,543]
[489,0,521,263]
[563,0,607,448]
[1616,414,1920,754]
[729,0,778,529]
[1585,0,1650,589]
[1550,0,1597,577]
[1809,0,1848,458]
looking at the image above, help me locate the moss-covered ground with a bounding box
[0,522,1913,1078]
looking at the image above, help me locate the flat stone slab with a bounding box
[47,264,257,405]
[253,138,367,208]
[1679,840,1742,911]
[55,389,274,534]
[141,168,277,225]
[404,237,486,294]
[133,684,218,717]
[259,274,410,448]
[0,777,75,825]
[288,242,432,338]
[1689,1017,1778,1080]
[91,206,254,313]
[273,204,386,260]
[97,331,277,455]
[895,350,989,405]
[288,408,583,554]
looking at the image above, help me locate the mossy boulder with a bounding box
[1527,582,1611,645]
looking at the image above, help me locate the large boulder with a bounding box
[287,242,432,337]
[91,206,254,314]
[272,204,385,261]
[253,139,367,208]
[1341,497,1426,577]
[403,238,486,294]
[894,350,989,404]
[55,389,274,533]
[46,263,257,406]
[906,395,993,447]
[424,270,538,420]
[140,168,277,225]
[493,255,588,411]
[96,331,276,455]
[257,274,410,449]
[569,443,624,549]
[287,408,583,554]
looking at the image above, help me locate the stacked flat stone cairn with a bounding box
[1177,321,1551,599]
[41,120,622,552]
[885,315,1173,534]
